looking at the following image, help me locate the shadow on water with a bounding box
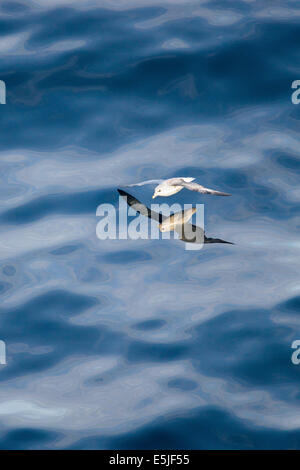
[118,189,234,245]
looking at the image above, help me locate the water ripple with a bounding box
[0,0,299,450]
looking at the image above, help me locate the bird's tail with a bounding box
[211,190,231,196]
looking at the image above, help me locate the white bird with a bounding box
[125,177,231,198]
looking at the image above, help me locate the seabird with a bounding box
[125,177,231,198]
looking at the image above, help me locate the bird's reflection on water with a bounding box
[118,189,234,246]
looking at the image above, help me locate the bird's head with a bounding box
[152,187,163,198]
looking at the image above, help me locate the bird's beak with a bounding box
[152,195,156,199]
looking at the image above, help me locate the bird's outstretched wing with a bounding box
[171,179,231,196]
[124,179,164,187]
[174,223,233,244]
[117,189,166,223]
[204,236,234,244]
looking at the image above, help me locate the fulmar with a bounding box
[125,177,231,198]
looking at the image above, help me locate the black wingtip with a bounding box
[205,237,235,245]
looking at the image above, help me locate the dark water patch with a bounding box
[0,428,60,450]
[0,281,12,295]
[132,319,166,331]
[1,15,298,155]
[273,152,300,170]
[2,265,16,276]
[50,245,80,255]
[0,189,114,225]
[72,406,300,450]
[0,2,29,14]
[104,250,152,264]
[0,290,108,381]
[127,341,188,363]
[189,302,300,389]
[167,377,198,391]
[277,295,300,314]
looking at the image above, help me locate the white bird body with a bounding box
[125,177,231,198]
[153,177,195,198]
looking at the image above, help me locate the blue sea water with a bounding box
[0,0,300,450]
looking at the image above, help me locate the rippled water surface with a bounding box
[0,0,300,449]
